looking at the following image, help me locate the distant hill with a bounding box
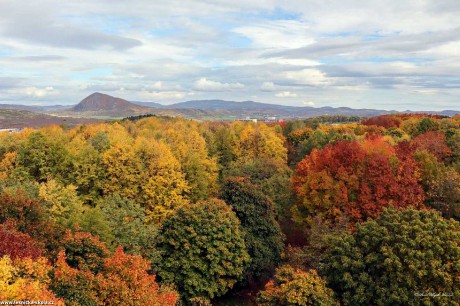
[69,92,152,117]
[166,100,291,111]
[0,109,100,129]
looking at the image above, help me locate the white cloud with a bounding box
[303,101,315,106]
[233,20,314,49]
[423,41,460,57]
[138,90,191,100]
[193,78,244,92]
[283,69,331,86]
[335,85,370,91]
[410,89,439,95]
[275,91,298,98]
[269,58,320,66]
[260,82,276,91]
[152,81,163,89]
[24,86,58,98]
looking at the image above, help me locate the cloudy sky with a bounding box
[0,0,459,110]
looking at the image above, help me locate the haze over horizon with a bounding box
[0,1,459,111]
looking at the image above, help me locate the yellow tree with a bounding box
[0,152,17,180]
[233,122,287,164]
[258,265,338,306]
[102,139,140,200]
[0,256,64,304]
[162,121,218,202]
[38,179,84,227]
[134,137,190,223]
[102,135,190,224]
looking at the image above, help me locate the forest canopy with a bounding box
[0,113,459,305]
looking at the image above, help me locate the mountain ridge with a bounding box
[129,99,459,117]
[2,93,459,119]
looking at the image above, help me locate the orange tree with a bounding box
[97,246,178,305]
[51,231,178,306]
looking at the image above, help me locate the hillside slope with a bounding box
[0,109,100,128]
[69,92,152,116]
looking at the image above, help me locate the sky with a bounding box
[0,0,459,110]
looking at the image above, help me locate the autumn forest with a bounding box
[0,113,459,305]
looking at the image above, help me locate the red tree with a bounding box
[292,137,425,225]
[0,192,64,258]
[411,131,452,161]
[362,115,402,128]
[0,221,42,260]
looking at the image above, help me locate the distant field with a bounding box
[0,109,101,128]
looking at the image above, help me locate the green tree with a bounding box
[417,117,440,135]
[156,198,250,302]
[69,141,105,205]
[224,158,294,219]
[77,206,114,248]
[427,167,460,220]
[445,128,460,167]
[88,131,110,152]
[62,229,110,274]
[17,132,71,183]
[220,177,285,282]
[283,216,350,271]
[324,208,460,306]
[213,124,238,173]
[99,195,159,262]
[38,180,113,245]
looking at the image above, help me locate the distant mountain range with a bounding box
[150,100,396,116]
[1,92,459,120]
[131,98,460,118]
[0,104,69,113]
[57,93,215,118]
